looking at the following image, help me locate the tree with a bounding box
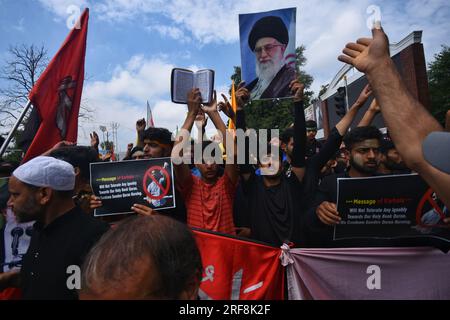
[101,140,114,152]
[1,129,24,163]
[231,66,242,89]
[0,45,48,129]
[227,45,315,130]
[295,45,314,106]
[0,44,93,155]
[309,84,329,104]
[428,45,450,126]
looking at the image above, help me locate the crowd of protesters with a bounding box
[0,25,449,300]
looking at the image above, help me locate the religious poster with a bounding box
[239,8,297,100]
[90,158,176,217]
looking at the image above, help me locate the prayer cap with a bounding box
[13,156,75,191]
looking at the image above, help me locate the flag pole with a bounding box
[0,100,32,158]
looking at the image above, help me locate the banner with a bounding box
[0,178,34,273]
[335,174,450,243]
[286,247,450,300]
[23,9,89,162]
[239,8,296,100]
[193,229,284,300]
[90,158,176,217]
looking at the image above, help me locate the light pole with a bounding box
[99,125,107,150]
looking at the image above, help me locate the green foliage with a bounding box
[295,45,314,107]
[229,66,242,95]
[3,150,22,163]
[101,140,114,151]
[1,128,24,163]
[428,45,450,126]
[244,98,294,130]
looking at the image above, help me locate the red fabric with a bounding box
[180,174,236,235]
[0,288,22,300]
[194,229,285,300]
[23,9,89,163]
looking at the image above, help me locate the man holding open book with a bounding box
[173,89,239,235]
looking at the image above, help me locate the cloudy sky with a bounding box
[1,0,449,153]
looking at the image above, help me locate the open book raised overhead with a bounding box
[171,68,215,104]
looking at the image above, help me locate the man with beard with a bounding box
[357,98,410,175]
[245,16,296,100]
[142,127,173,159]
[0,156,109,299]
[304,126,382,247]
[90,127,187,223]
[48,145,100,214]
[378,136,410,175]
[235,82,371,246]
[239,80,307,246]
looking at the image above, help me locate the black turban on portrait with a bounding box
[248,16,289,51]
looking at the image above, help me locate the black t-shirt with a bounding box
[305,138,323,158]
[284,127,344,208]
[233,182,251,228]
[20,206,109,300]
[242,172,305,247]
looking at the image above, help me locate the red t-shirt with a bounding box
[178,174,237,235]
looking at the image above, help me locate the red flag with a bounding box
[23,9,89,162]
[147,101,155,128]
[193,229,285,300]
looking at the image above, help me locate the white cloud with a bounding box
[81,0,450,92]
[86,56,173,102]
[37,0,89,18]
[12,18,25,32]
[36,0,450,106]
[145,24,190,42]
[38,0,450,62]
[77,53,233,150]
[93,0,163,21]
[300,2,371,94]
[78,55,195,151]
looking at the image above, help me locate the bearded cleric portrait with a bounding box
[239,8,297,100]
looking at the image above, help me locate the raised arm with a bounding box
[218,81,249,124]
[135,118,146,148]
[202,91,238,185]
[194,109,208,142]
[338,23,450,207]
[307,85,369,173]
[232,87,254,182]
[335,84,372,135]
[289,80,307,182]
[172,89,201,186]
[358,98,381,127]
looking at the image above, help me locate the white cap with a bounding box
[13,156,75,191]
